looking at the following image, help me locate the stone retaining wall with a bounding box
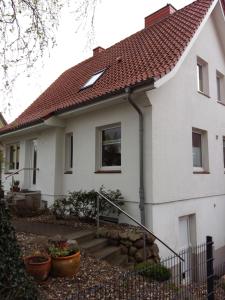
[97,228,160,264]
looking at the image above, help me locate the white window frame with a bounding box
[197,57,209,96]
[96,123,121,171]
[192,128,209,173]
[6,143,20,172]
[65,132,73,172]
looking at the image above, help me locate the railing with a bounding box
[96,191,184,262]
[2,167,40,187]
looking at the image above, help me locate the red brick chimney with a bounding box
[93,46,105,56]
[145,4,177,28]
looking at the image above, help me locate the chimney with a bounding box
[93,46,105,56]
[145,4,176,28]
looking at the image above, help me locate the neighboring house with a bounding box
[0,0,225,260]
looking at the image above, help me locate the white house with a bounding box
[1,0,225,261]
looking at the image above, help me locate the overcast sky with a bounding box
[5,0,194,123]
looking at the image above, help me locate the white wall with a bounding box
[146,8,225,257]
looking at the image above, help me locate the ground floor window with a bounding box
[6,143,20,171]
[96,124,121,171]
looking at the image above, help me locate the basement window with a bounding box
[82,70,105,89]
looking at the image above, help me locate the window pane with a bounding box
[197,64,203,92]
[223,140,225,169]
[192,132,202,167]
[9,146,15,169]
[70,135,73,169]
[102,127,121,143]
[217,76,221,101]
[102,143,121,167]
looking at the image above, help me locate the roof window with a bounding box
[82,70,105,89]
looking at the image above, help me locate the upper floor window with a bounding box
[65,133,73,173]
[6,143,20,171]
[216,71,225,102]
[223,138,225,169]
[192,129,209,173]
[96,124,121,171]
[197,57,209,96]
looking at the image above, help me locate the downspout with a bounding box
[125,87,145,226]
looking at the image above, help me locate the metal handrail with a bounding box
[97,191,184,262]
[4,167,40,180]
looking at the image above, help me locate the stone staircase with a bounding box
[65,230,128,267]
[13,220,128,267]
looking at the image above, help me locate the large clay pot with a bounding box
[51,251,80,277]
[24,255,51,281]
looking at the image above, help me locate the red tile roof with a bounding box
[0,0,215,134]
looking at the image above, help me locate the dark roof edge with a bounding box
[0,77,155,136]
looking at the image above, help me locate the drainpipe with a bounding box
[125,87,145,226]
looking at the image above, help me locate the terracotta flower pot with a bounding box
[24,255,51,281]
[51,251,80,277]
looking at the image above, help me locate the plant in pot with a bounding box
[24,251,51,281]
[48,238,80,277]
[11,180,20,192]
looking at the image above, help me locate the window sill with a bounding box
[95,170,121,174]
[64,170,73,174]
[193,171,210,174]
[197,91,210,98]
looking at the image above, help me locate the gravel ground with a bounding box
[17,232,125,300]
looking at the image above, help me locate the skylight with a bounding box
[82,70,105,89]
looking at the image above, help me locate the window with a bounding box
[192,129,209,173]
[197,57,209,96]
[6,143,20,171]
[65,133,73,172]
[192,132,202,168]
[197,64,203,92]
[223,138,225,169]
[96,124,121,170]
[216,71,225,102]
[82,70,105,89]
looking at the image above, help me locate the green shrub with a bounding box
[0,200,40,300]
[52,186,124,221]
[134,261,171,282]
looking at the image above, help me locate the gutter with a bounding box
[125,80,155,226]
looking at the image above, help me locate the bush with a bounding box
[0,200,40,300]
[134,261,171,282]
[52,186,124,221]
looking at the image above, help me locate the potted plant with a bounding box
[48,239,80,277]
[11,180,20,192]
[24,252,51,281]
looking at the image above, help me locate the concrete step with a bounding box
[107,254,128,267]
[80,238,108,253]
[92,245,121,260]
[64,231,96,244]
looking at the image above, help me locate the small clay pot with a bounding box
[51,251,80,277]
[24,255,51,281]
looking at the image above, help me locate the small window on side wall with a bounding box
[96,124,121,171]
[192,129,209,173]
[65,133,73,173]
[216,71,225,102]
[197,57,209,96]
[223,138,225,169]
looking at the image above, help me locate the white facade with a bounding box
[1,1,225,260]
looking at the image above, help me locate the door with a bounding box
[25,139,38,190]
[179,216,192,283]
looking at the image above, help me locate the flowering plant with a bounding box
[48,239,79,258]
